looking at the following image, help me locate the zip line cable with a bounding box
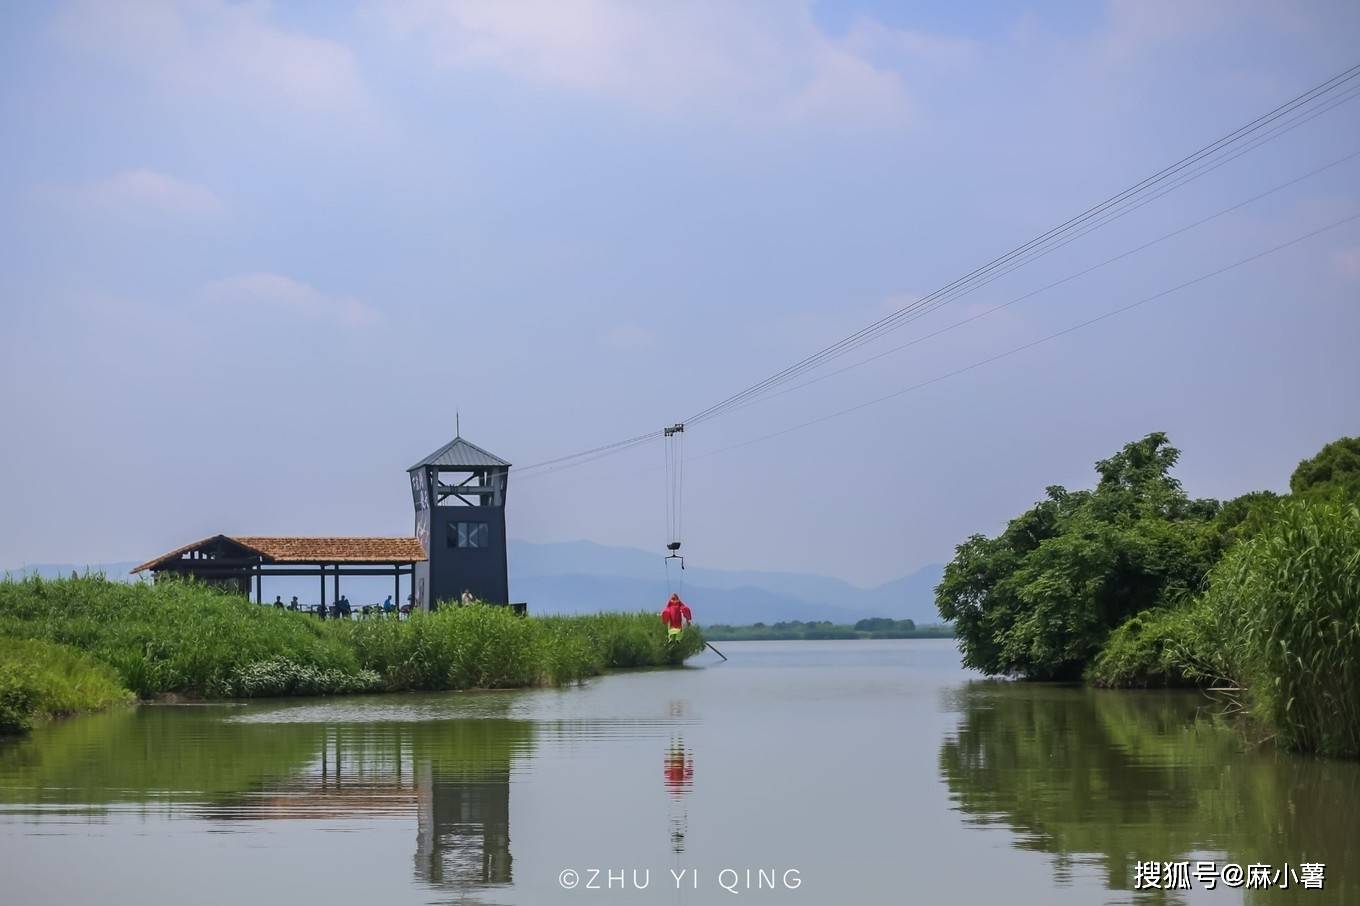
[679,62,1360,427]
[512,140,1360,483]
[702,145,1360,420]
[524,208,1360,491]
[743,82,1360,383]
[510,61,1360,480]
[685,63,1360,424]
[684,209,1360,464]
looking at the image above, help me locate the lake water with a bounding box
[0,640,1355,904]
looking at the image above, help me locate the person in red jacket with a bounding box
[660,593,692,641]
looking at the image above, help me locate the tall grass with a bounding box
[0,575,370,698]
[338,607,704,690]
[0,637,133,734]
[537,612,703,669]
[1206,499,1360,757]
[0,577,705,725]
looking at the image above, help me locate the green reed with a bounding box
[0,636,133,734]
[337,606,704,690]
[0,576,705,728]
[1206,499,1360,757]
[0,574,366,698]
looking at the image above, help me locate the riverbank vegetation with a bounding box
[702,619,953,641]
[0,576,704,734]
[0,637,133,734]
[937,433,1360,757]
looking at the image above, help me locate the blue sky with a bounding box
[1,0,1358,585]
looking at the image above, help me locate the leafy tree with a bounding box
[1212,490,1280,544]
[1290,435,1360,500]
[936,433,1223,680]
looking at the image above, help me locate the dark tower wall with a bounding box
[427,505,509,606]
[408,436,512,610]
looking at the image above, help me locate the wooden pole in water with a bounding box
[705,640,728,661]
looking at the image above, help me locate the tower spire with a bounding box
[456,410,460,438]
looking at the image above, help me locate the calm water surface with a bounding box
[1,640,1356,904]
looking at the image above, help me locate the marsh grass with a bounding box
[0,575,365,698]
[1206,500,1360,758]
[339,607,704,690]
[538,611,702,668]
[0,636,133,734]
[0,577,705,729]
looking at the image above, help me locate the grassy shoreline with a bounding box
[0,576,705,735]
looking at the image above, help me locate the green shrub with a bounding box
[1087,602,1223,688]
[1206,499,1360,757]
[0,636,133,733]
[1290,435,1360,500]
[0,666,36,734]
[228,659,382,697]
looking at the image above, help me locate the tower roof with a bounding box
[408,436,511,471]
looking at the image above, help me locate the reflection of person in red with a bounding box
[664,741,694,797]
[660,594,692,642]
[664,739,693,854]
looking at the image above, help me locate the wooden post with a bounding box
[333,565,340,605]
[394,567,400,613]
[320,566,326,611]
[254,569,261,604]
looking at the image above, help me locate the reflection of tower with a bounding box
[415,760,512,888]
[663,738,694,854]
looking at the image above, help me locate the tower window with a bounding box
[448,521,490,549]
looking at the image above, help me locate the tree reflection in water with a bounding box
[938,682,1360,902]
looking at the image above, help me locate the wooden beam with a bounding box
[156,566,414,577]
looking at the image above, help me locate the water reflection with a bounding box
[416,763,512,888]
[938,682,1360,902]
[0,702,529,898]
[663,737,694,853]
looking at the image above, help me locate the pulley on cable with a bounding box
[663,422,685,571]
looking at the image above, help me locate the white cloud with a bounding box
[76,168,224,219]
[381,1,973,127]
[599,324,655,350]
[56,0,369,116]
[203,273,379,328]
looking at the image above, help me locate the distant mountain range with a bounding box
[3,540,946,625]
[510,540,945,625]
